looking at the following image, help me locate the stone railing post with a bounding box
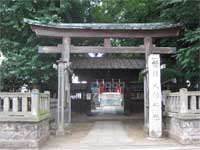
[191,95,196,112]
[31,89,39,117]
[179,88,188,113]
[22,97,28,112]
[162,90,170,112]
[44,91,50,113]
[3,97,9,112]
[13,97,18,112]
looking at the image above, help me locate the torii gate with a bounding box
[24,18,181,137]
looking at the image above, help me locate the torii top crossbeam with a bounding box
[24,18,181,38]
[24,18,182,56]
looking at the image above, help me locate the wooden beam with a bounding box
[32,26,180,38]
[144,36,153,60]
[62,37,70,61]
[104,38,111,47]
[38,45,176,54]
[38,45,62,53]
[71,46,145,53]
[153,47,176,54]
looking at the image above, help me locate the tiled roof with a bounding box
[71,58,145,69]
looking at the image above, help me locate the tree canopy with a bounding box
[0,0,199,91]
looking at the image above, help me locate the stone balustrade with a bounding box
[163,88,200,144]
[0,89,50,121]
[164,88,200,114]
[0,89,50,148]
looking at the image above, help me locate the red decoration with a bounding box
[99,86,105,94]
[116,85,122,93]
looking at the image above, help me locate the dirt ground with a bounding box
[46,121,94,146]
[122,119,180,145]
[41,111,200,150]
[44,118,180,148]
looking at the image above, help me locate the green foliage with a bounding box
[0,0,94,91]
[177,28,200,82]
[158,0,200,88]
[161,68,183,81]
[90,0,160,23]
[0,0,199,91]
[158,0,199,29]
[0,0,65,91]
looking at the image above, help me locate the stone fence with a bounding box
[0,89,50,121]
[0,89,50,148]
[164,88,200,114]
[163,88,200,144]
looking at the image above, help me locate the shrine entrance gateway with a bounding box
[25,19,181,138]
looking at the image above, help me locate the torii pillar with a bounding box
[144,37,152,130]
[56,37,71,135]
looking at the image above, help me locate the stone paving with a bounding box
[38,106,200,150]
[40,119,200,150]
[81,121,133,145]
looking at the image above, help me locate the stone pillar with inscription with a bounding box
[148,54,162,138]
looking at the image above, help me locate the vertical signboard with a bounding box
[148,54,162,138]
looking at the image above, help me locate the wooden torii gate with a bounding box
[24,18,181,137]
